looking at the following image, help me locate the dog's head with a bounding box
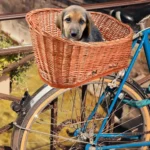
[56,5,93,41]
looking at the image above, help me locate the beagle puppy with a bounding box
[56,5,103,42]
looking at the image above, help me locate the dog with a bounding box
[56,5,103,42]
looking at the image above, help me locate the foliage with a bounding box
[0,32,33,83]
[10,56,34,84]
[0,33,40,147]
[0,32,14,48]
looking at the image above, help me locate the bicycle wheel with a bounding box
[12,76,150,150]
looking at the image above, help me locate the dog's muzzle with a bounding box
[70,29,80,39]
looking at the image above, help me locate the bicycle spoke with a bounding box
[17,77,150,150]
[104,105,140,132]
[104,114,142,133]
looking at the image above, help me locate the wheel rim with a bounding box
[19,78,150,150]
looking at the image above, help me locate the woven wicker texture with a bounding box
[26,8,133,88]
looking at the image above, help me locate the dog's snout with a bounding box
[71,31,77,37]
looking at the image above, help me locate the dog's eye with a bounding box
[79,19,85,25]
[65,17,71,23]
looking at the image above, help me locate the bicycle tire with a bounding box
[11,76,150,150]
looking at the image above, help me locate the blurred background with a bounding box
[0,0,149,148]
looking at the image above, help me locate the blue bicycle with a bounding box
[12,17,150,150]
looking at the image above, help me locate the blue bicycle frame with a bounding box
[76,28,150,149]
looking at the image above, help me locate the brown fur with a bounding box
[56,5,103,42]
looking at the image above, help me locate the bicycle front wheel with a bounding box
[12,76,150,150]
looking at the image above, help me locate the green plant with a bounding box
[0,32,15,48]
[0,32,33,83]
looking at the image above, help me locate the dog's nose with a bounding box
[71,31,77,37]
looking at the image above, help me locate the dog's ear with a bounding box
[56,11,64,30]
[86,12,93,35]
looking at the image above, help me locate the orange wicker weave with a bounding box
[26,8,133,88]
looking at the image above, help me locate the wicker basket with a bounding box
[26,8,133,88]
